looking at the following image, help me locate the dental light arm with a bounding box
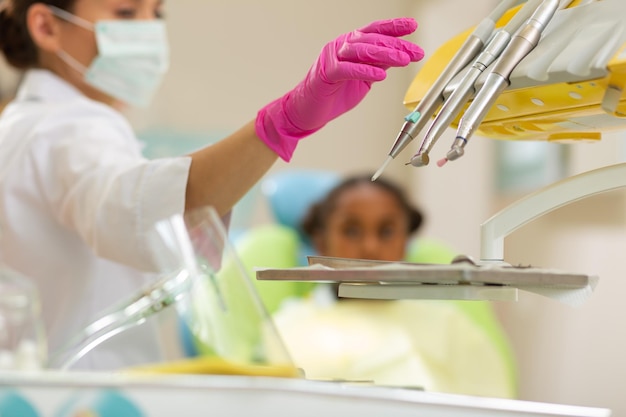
[480,163,626,263]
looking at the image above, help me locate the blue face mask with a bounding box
[49,6,169,108]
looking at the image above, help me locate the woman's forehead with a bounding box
[333,187,404,216]
[336,183,398,203]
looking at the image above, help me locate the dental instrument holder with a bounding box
[48,206,292,371]
[403,0,626,158]
[408,0,547,168]
[447,0,560,164]
[375,0,519,178]
[392,32,487,161]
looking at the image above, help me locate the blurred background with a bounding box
[2,0,626,414]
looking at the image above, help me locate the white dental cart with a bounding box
[0,371,611,417]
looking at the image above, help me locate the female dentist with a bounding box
[0,0,424,370]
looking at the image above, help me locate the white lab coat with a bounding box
[0,69,193,370]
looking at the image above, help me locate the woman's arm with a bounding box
[186,17,424,216]
[185,119,277,215]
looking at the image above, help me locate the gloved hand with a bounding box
[256,18,425,161]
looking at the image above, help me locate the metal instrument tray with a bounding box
[256,255,592,289]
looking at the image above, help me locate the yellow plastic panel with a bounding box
[404,0,626,142]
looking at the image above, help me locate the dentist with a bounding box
[0,0,424,369]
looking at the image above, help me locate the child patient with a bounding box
[272,173,517,398]
[301,174,423,263]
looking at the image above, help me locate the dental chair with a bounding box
[184,169,517,398]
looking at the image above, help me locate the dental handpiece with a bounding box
[446,0,560,164]
[372,35,485,178]
[383,33,486,169]
[371,0,519,181]
[408,0,546,168]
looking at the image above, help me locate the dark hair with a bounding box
[301,173,424,239]
[0,0,75,69]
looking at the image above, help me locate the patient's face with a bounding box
[314,183,410,261]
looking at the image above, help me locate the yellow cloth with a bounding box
[126,356,300,378]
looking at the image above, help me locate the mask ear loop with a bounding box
[56,49,88,74]
[47,6,94,76]
[47,5,94,31]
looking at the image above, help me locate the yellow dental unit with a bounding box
[380,0,626,264]
[404,0,626,146]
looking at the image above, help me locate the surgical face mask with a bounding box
[49,6,169,108]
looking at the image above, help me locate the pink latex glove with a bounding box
[256,18,425,161]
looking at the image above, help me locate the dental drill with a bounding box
[371,0,518,181]
[408,0,545,168]
[443,0,561,165]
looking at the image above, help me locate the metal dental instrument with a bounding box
[445,0,561,165]
[371,0,518,181]
[408,0,545,168]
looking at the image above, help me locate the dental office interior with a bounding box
[1,0,625,416]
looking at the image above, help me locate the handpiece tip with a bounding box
[372,156,392,181]
[408,153,430,168]
[436,158,448,167]
[446,143,465,162]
